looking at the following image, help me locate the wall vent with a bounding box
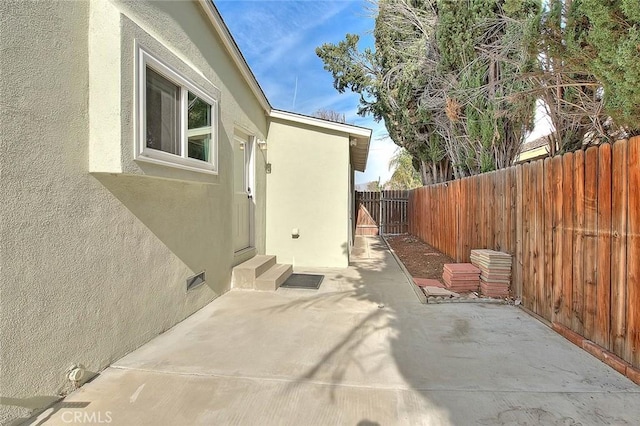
[186,271,205,291]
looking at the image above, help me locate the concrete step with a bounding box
[232,255,276,289]
[255,263,293,291]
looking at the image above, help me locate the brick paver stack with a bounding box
[442,263,481,293]
[470,249,512,298]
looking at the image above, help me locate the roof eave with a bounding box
[350,136,370,172]
[197,0,271,113]
[270,109,371,137]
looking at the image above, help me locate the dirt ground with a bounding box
[385,234,454,281]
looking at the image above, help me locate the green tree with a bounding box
[315,33,379,117]
[317,1,451,184]
[385,148,423,189]
[568,0,640,133]
[529,0,637,154]
[434,0,540,174]
[374,0,452,184]
[533,0,612,153]
[317,0,540,182]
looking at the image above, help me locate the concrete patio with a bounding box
[30,237,639,425]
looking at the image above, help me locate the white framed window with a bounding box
[135,46,218,174]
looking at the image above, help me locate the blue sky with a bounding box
[215,0,398,184]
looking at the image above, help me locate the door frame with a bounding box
[233,133,256,255]
[246,135,256,250]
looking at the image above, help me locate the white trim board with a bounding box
[197,0,271,113]
[269,110,372,138]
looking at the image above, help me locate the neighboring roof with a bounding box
[519,135,549,154]
[516,135,550,163]
[198,0,271,112]
[198,1,372,172]
[270,109,372,172]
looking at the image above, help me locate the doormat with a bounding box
[280,273,324,289]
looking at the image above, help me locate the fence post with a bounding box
[379,191,384,235]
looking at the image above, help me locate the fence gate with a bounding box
[356,190,408,236]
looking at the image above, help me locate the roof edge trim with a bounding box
[270,109,372,138]
[198,0,271,113]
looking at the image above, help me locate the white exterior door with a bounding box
[233,135,254,252]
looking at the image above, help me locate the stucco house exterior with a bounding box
[0,0,370,423]
[267,110,370,268]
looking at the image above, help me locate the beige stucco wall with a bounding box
[0,0,267,423]
[265,119,351,268]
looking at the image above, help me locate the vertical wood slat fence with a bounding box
[356,190,409,235]
[408,137,640,369]
[355,191,380,236]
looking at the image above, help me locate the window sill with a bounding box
[135,154,218,176]
[126,155,220,185]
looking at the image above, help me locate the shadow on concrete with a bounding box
[22,236,638,424]
[289,309,386,401]
[0,397,90,426]
[264,236,454,422]
[1,368,101,426]
[262,236,640,425]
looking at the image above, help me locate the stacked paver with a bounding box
[470,249,512,298]
[442,263,481,292]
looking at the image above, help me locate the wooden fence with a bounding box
[356,191,380,236]
[408,137,640,369]
[356,190,409,235]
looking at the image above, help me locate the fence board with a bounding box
[534,160,545,316]
[496,171,505,252]
[506,168,514,252]
[583,147,598,342]
[611,140,628,357]
[572,150,586,336]
[596,144,612,349]
[455,179,463,262]
[469,177,476,261]
[522,163,532,309]
[473,177,480,254]
[487,174,495,250]
[514,165,524,298]
[543,158,554,319]
[493,173,499,251]
[551,155,564,322]
[562,153,575,328]
[627,137,640,367]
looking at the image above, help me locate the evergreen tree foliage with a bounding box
[536,0,596,153]
[434,0,540,175]
[568,0,640,132]
[318,0,640,173]
[317,0,540,182]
